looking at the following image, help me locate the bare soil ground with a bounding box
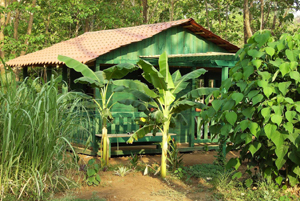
[60,150,238,201]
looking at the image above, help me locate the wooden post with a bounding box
[93,62,101,156]
[46,66,52,82]
[22,66,28,80]
[221,66,229,157]
[189,66,196,147]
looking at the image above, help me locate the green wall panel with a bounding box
[96,26,227,66]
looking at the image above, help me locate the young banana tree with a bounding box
[114,52,217,178]
[58,55,137,165]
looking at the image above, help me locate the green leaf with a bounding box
[266,47,275,57]
[247,49,265,58]
[222,100,235,111]
[245,179,253,188]
[226,158,241,170]
[243,65,254,80]
[278,81,291,96]
[261,108,271,122]
[258,71,271,81]
[272,70,280,82]
[241,133,253,144]
[127,124,155,143]
[283,122,294,134]
[264,124,277,139]
[137,59,167,90]
[103,63,137,79]
[271,114,282,126]
[225,112,237,126]
[236,81,247,91]
[242,107,255,118]
[95,174,101,182]
[249,122,259,137]
[240,120,249,131]
[253,59,263,69]
[289,152,300,165]
[285,111,296,122]
[220,124,232,137]
[171,70,181,82]
[159,52,174,89]
[247,90,259,100]
[113,79,158,98]
[231,93,244,105]
[270,58,282,67]
[252,94,264,105]
[289,71,300,84]
[279,62,290,77]
[184,88,218,99]
[263,86,273,98]
[288,173,298,187]
[293,166,300,177]
[285,49,298,62]
[288,131,299,146]
[58,55,104,86]
[255,31,271,47]
[275,176,283,185]
[212,100,223,112]
[232,172,242,179]
[271,131,285,148]
[118,99,148,112]
[87,169,96,177]
[275,145,288,169]
[173,69,206,94]
[249,141,262,156]
[171,100,198,114]
[161,90,175,105]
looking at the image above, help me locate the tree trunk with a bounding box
[243,0,252,44]
[161,120,170,178]
[44,13,51,45]
[102,118,109,165]
[260,0,264,30]
[142,0,148,23]
[11,6,20,56]
[0,0,6,59]
[75,20,80,37]
[264,1,270,28]
[271,2,277,30]
[84,18,90,32]
[170,0,176,21]
[20,0,37,56]
[205,0,210,30]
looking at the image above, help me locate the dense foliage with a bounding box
[0,70,89,199]
[201,29,300,186]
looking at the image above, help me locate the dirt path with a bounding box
[64,151,238,201]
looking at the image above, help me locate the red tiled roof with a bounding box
[6,18,239,67]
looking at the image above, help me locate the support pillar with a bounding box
[221,66,229,158]
[23,66,28,80]
[62,66,68,94]
[93,62,101,156]
[189,66,196,147]
[46,66,52,82]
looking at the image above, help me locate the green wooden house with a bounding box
[7,18,239,156]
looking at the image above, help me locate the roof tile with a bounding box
[7,18,239,67]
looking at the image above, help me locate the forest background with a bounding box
[0,0,299,63]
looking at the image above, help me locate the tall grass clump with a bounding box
[0,67,90,200]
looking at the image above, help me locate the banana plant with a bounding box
[58,55,137,165]
[114,52,217,178]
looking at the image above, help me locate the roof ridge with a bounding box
[82,18,192,35]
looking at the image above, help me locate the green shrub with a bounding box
[200,29,300,186]
[0,69,90,200]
